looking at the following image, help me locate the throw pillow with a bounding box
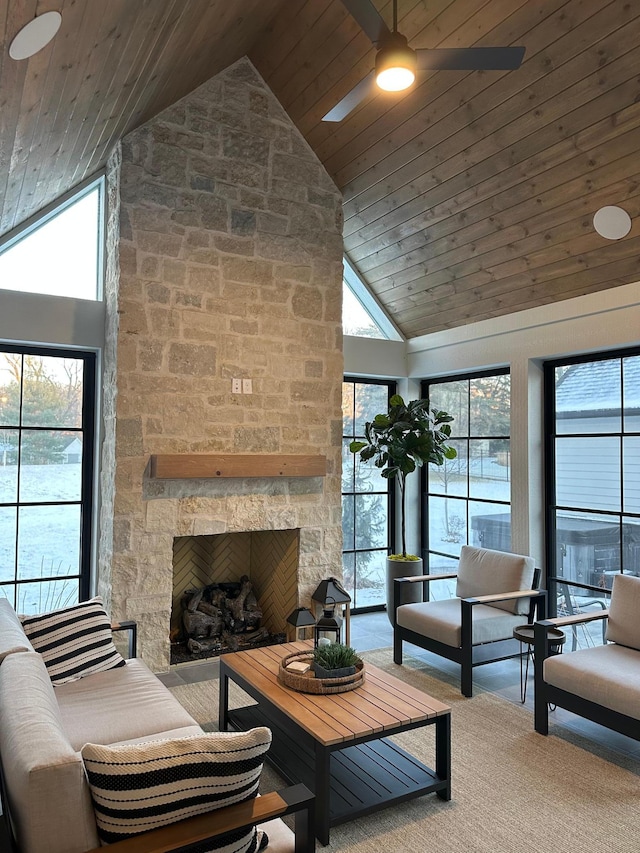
[21,597,126,685]
[81,728,272,852]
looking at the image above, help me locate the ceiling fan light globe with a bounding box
[375,33,417,92]
[376,66,415,91]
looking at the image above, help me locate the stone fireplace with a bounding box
[99,57,344,672]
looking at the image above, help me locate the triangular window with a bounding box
[342,258,402,341]
[0,178,103,301]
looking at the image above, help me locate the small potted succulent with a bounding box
[312,643,360,679]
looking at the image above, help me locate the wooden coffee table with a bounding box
[219,641,451,845]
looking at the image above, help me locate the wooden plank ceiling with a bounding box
[0,0,286,236]
[1,1,639,339]
[250,0,640,338]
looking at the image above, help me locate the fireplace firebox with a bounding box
[170,529,300,664]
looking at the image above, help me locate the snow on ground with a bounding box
[0,463,81,613]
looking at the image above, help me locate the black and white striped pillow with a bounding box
[21,597,126,685]
[81,728,272,851]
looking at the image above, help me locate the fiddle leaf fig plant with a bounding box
[349,394,456,560]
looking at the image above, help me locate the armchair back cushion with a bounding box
[455,545,535,615]
[605,573,640,651]
[81,728,273,851]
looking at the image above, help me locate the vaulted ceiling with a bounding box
[1,0,639,339]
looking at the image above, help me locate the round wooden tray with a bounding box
[278,650,365,694]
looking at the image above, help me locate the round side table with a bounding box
[513,623,566,704]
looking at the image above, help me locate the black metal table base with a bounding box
[514,624,566,706]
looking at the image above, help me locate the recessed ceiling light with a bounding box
[9,11,62,61]
[593,205,632,240]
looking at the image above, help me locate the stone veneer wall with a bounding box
[101,58,344,672]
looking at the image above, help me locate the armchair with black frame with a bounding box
[534,572,640,743]
[393,545,547,697]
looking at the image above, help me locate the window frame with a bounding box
[0,343,96,610]
[0,174,105,302]
[342,258,403,341]
[342,376,396,613]
[544,346,640,615]
[421,368,511,572]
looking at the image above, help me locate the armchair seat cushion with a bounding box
[544,643,640,719]
[396,598,526,648]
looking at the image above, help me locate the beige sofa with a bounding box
[0,598,313,853]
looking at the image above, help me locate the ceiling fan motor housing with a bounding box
[375,31,417,91]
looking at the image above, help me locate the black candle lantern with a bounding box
[286,607,316,642]
[314,606,342,648]
[311,577,351,647]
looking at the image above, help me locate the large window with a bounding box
[423,371,511,574]
[0,177,104,300]
[545,350,640,607]
[342,378,395,610]
[0,346,95,614]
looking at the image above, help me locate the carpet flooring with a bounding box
[169,649,639,853]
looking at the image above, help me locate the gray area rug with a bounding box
[170,649,639,853]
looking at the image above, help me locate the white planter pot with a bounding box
[386,556,423,626]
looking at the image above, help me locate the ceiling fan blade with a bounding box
[340,0,391,45]
[322,71,376,122]
[416,46,526,71]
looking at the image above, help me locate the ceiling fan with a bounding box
[322,0,525,122]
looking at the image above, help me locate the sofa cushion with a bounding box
[396,598,525,647]
[605,573,640,651]
[544,642,640,719]
[21,596,125,685]
[81,728,272,851]
[455,545,535,615]
[0,597,34,662]
[56,658,198,750]
[0,651,99,853]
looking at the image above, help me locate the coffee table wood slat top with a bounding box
[226,650,355,743]
[358,670,450,720]
[222,642,449,746]
[224,644,359,742]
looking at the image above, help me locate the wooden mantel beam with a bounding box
[149,454,327,479]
